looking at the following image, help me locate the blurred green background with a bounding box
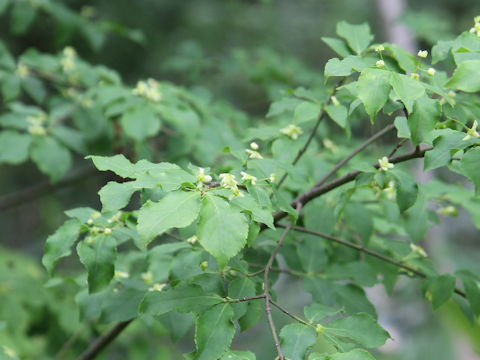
[1,0,480,359]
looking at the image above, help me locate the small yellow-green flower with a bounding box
[437,205,457,217]
[114,270,129,279]
[219,173,244,197]
[280,124,303,140]
[427,67,436,76]
[149,283,166,292]
[374,44,385,52]
[376,60,385,67]
[196,167,212,184]
[104,228,112,235]
[141,271,154,285]
[28,125,47,136]
[250,142,259,150]
[269,173,277,183]
[410,73,420,81]
[330,95,340,106]
[463,120,480,141]
[245,149,263,159]
[378,156,394,171]
[410,243,427,258]
[240,171,257,185]
[16,63,29,78]
[187,235,198,244]
[417,50,428,58]
[200,261,208,271]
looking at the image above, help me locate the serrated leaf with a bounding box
[461,147,480,195]
[408,96,441,146]
[280,323,316,360]
[158,311,194,344]
[0,130,31,164]
[445,60,480,92]
[389,73,425,113]
[98,181,137,212]
[42,219,81,275]
[30,136,71,182]
[194,303,235,360]
[357,68,391,123]
[140,284,223,315]
[232,192,274,229]
[197,194,248,269]
[120,106,161,142]
[77,235,117,293]
[427,274,456,310]
[220,350,256,360]
[336,22,374,55]
[304,303,343,323]
[324,313,390,348]
[100,287,145,323]
[137,191,201,247]
[309,349,375,360]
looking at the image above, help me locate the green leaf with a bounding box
[77,235,117,293]
[445,60,480,92]
[403,194,428,242]
[194,303,235,360]
[325,104,348,129]
[297,237,328,273]
[280,323,317,360]
[120,106,161,142]
[461,147,480,195]
[100,287,146,323]
[10,1,37,35]
[42,219,81,275]
[88,154,137,178]
[228,277,256,319]
[389,73,425,113]
[232,193,274,229]
[220,351,256,360]
[408,96,441,146]
[391,169,418,213]
[197,194,248,269]
[0,40,15,70]
[357,68,391,123]
[304,303,343,323]
[310,349,376,360]
[456,270,480,319]
[321,37,352,58]
[334,283,376,317]
[30,136,71,182]
[158,311,194,343]
[0,130,31,164]
[324,313,390,348]
[426,274,456,310]
[386,43,419,73]
[343,202,373,243]
[324,56,366,78]
[432,40,453,64]
[394,116,410,139]
[238,299,262,332]
[336,22,374,55]
[293,101,321,124]
[424,130,474,171]
[1,73,21,101]
[140,284,223,315]
[98,181,137,212]
[137,191,201,247]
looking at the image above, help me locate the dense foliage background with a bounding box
[1,1,480,359]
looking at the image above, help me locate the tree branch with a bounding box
[269,299,312,327]
[281,224,466,298]
[76,320,132,360]
[314,123,396,188]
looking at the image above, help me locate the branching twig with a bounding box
[314,123,395,188]
[388,138,408,157]
[269,299,312,327]
[76,320,132,360]
[281,224,466,298]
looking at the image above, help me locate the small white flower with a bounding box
[410,73,420,81]
[104,228,112,235]
[149,283,166,292]
[187,235,198,244]
[219,173,243,197]
[250,142,259,150]
[87,219,94,225]
[330,95,340,106]
[437,205,457,217]
[240,171,257,185]
[417,50,428,58]
[378,156,394,171]
[196,167,212,184]
[28,125,46,136]
[463,120,480,141]
[245,149,263,159]
[410,243,427,258]
[376,60,385,67]
[141,271,153,285]
[374,44,385,52]
[132,79,162,102]
[114,270,129,279]
[280,124,303,140]
[63,46,76,58]
[86,236,95,245]
[323,138,338,153]
[427,67,436,76]
[269,173,276,183]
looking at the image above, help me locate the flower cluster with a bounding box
[61,46,76,73]
[219,173,243,197]
[463,120,480,141]
[469,16,480,36]
[376,60,385,67]
[410,243,427,258]
[437,205,457,217]
[417,50,428,58]
[196,167,212,186]
[245,141,263,159]
[240,171,257,185]
[27,113,47,136]
[133,78,162,102]
[280,124,303,140]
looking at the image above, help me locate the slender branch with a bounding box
[226,294,266,303]
[277,110,325,188]
[281,224,466,298]
[263,223,293,360]
[76,320,132,360]
[55,322,91,360]
[388,138,408,157]
[314,123,396,188]
[267,146,432,228]
[0,165,98,211]
[269,299,312,327]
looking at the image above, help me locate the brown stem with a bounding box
[281,224,466,298]
[314,123,395,188]
[269,299,311,327]
[76,320,132,360]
